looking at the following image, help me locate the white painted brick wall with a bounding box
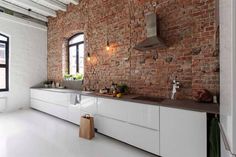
[0,14,47,111]
[0,97,6,112]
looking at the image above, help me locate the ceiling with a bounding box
[0,0,79,22]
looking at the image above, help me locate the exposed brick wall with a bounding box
[48,0,219,99]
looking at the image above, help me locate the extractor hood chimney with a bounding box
[134,13,166,51]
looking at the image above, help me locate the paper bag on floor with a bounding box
[79,114,95,140]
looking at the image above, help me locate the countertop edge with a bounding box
[31,88,220,114]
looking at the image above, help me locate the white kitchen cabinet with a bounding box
[31,99,68,120]
[30,89,208,157]
[126,123,160,155]
[31,89,70,106]
[79,95,97,114]
[97,98,128,122]
[96,98,160,155]
[31,89,71,122]
[80,110,96,119]
[160,107,207,157]
[31,99,49,113]
[98,98,159,130]
[95,114,160,155]
[127,102,159,130]
[30,89,97,126]
[95,115,129,143]
[68,105,81,125]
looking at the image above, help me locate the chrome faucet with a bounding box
[171,77,180,100]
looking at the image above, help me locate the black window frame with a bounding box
[68,33,84,75]
[0,33,9,92]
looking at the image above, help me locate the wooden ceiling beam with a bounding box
[0,0,48,22]
[32,0,67,12]
[3,0,57,17]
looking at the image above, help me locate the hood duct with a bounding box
[134,13,166,51]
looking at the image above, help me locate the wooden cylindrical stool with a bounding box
[79,114,95,140]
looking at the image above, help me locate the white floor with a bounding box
[0,109,157,157]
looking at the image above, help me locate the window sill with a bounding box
[0,91,9,97]
[63,79,83,82]
[0,90,9,92]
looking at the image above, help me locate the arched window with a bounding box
[0,33,9,91]
[68,33,84,76]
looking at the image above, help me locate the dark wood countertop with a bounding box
[160,99,219,114]
[32,88,219,114]
[82,92,219,114]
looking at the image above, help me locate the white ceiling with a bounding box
[0,0,79,22]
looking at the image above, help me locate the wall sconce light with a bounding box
[106,40,110,51]
[87,52,91,61]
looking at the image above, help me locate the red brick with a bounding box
[47,0,219,99]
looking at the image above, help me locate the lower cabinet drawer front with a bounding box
[31,99,49,113]
[95,115,128,143]
[127,102,160,130]
[80,95,97,114]
[97,98,128,122]
[31,99,68,120]
[127,124,160,155]
[95,115,160,155]
[53,105,68,120]
[31,89,70,106]
[68,105,81,125]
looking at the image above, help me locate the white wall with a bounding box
[232,0,236,154]
[233,0,236,154]
[220,0,236,156]
[0,13,47,112]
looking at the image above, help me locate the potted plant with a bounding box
[73,73,83,80]
[117,83,129,94]
[64,73,73,80]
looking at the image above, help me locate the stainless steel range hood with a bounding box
[134,13,166,51]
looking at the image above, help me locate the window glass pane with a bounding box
[69,46,77,75]
[69,34,84,45]
[78,44,84,75]
[0,68,6,89]
[0,43,6,64]
[0,35,7,41]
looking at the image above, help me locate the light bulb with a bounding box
[87,53,91,61]
[106,41,110,51]
[106,45,110,51]
[87,57,91,61]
